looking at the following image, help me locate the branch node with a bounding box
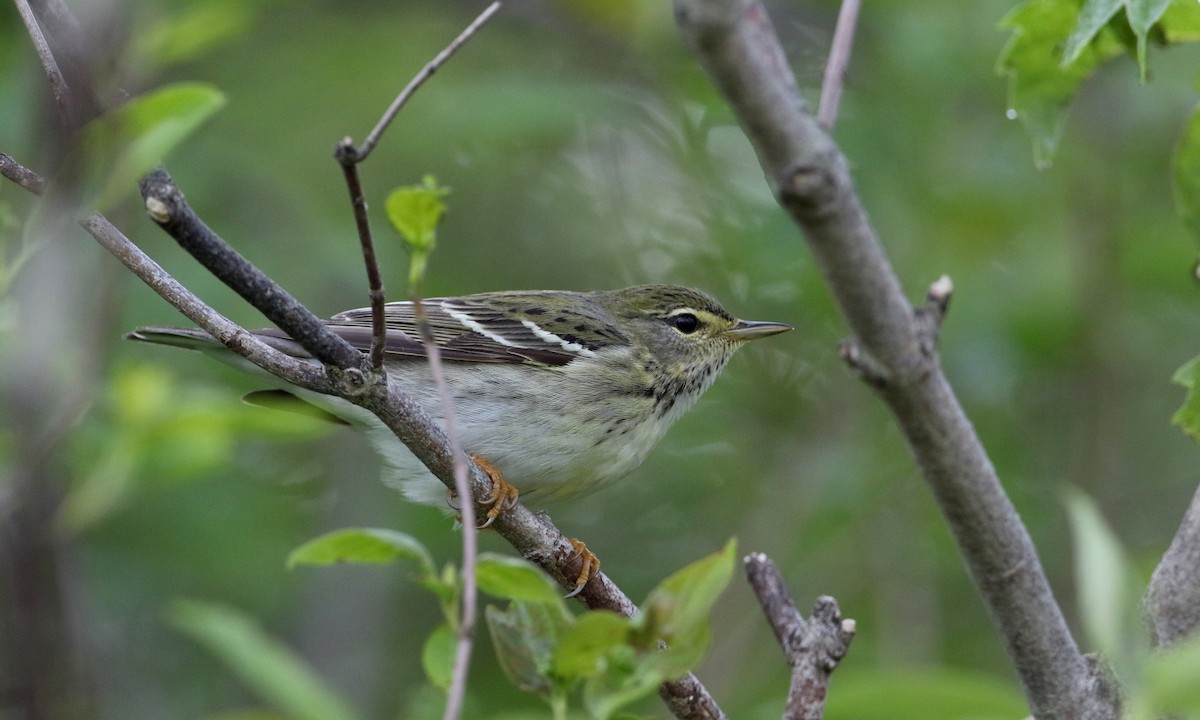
[914,273,953,357]
[838,339,890,388]
[744,553,854,719]
[777,157,842,221]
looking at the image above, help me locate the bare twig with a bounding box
[411,299,479,720]
[1147,484,1200,647]
[816,0,860,129]
[334,139,388,370]
[13,0,75,129]
[329,9,504,714]
[744,554,855,720]
[352,1,502,161]
[673,1,1116,717]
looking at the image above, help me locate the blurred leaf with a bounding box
[477,553,564,604]
[169,599,363,720]
[580,646,659,720]
[1141,632,1200,714]
[486,602,568,697]
[1126,0,1173,77]
[1160,0,1200,41]
[1171,356,1200,440]
[421,623,456,692]
[137,0,260,66]
[1172,105,1200,244]
[76,83,225,211]
[998,0,1126,167]
[205,710,294,720]
[823,668,1028,720]
[286,527,435,576]
[552,610,631,680]
[635,538,735,676]
[1064,488,1141,665]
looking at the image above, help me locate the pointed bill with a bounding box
[723,320,792,341]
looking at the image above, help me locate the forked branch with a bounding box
[673,1,1116,717]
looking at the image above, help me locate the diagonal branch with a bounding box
[137,170,726,720]
[673,1,1116,718]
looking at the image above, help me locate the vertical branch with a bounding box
[334,141,388,370]
[816,0,861,129]
[332,8,502,718]
[673,1,1116,717]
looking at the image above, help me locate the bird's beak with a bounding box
[724,320,793,341]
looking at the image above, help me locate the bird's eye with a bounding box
[671,313,700,334]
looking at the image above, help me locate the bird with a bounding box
[127,284,792,592]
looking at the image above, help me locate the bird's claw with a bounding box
[564,537,600,598]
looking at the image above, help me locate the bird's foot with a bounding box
[446,454,518,529]
[564,537,600,598]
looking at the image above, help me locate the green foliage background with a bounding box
[3,0,1200,717]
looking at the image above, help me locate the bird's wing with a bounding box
[257,295,623,367]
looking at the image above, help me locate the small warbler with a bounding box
[129,284,791,590]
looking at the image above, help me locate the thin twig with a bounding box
[354,1,502,161]
[674,1,1115,717]
[333,140,387,370]
[816,0,860,129]
[411,299,479,720]
[331,9,503,715]
[744,554,855,720]
[13,0,75,129]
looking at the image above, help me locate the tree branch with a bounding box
[816,0,860,129]
[1147,484,1200,647]
[673,2,1116,717]
[745,554,855,720]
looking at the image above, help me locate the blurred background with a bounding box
[2,0,1200,718]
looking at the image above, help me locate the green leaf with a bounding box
[385,176,450,287]
[552,610,631,680]
[1142,632,1200,714]
[997,0,1126,167]
[77,82,225,211]
[581,649,660,720]
[477,553,564,604]
[635,538,735,677]
[486,602,570,697]
[1171,356,1200,440]
[1172,106,1200,245]
[1062,0,1123,66]
[1127,0,1173,77]
[168,599,363,720]
[421,623,456,692]
[286,528,435,577]
[1063,489,1141,665]
[136,0,259,66]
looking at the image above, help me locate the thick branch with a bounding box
[745,554,854,720]
[1147,484,1200,647]
[673,2,1115,718]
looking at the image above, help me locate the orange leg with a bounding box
[565,538,600,598]
[468,454,519,528]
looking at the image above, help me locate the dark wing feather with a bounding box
[258,294,624,367]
